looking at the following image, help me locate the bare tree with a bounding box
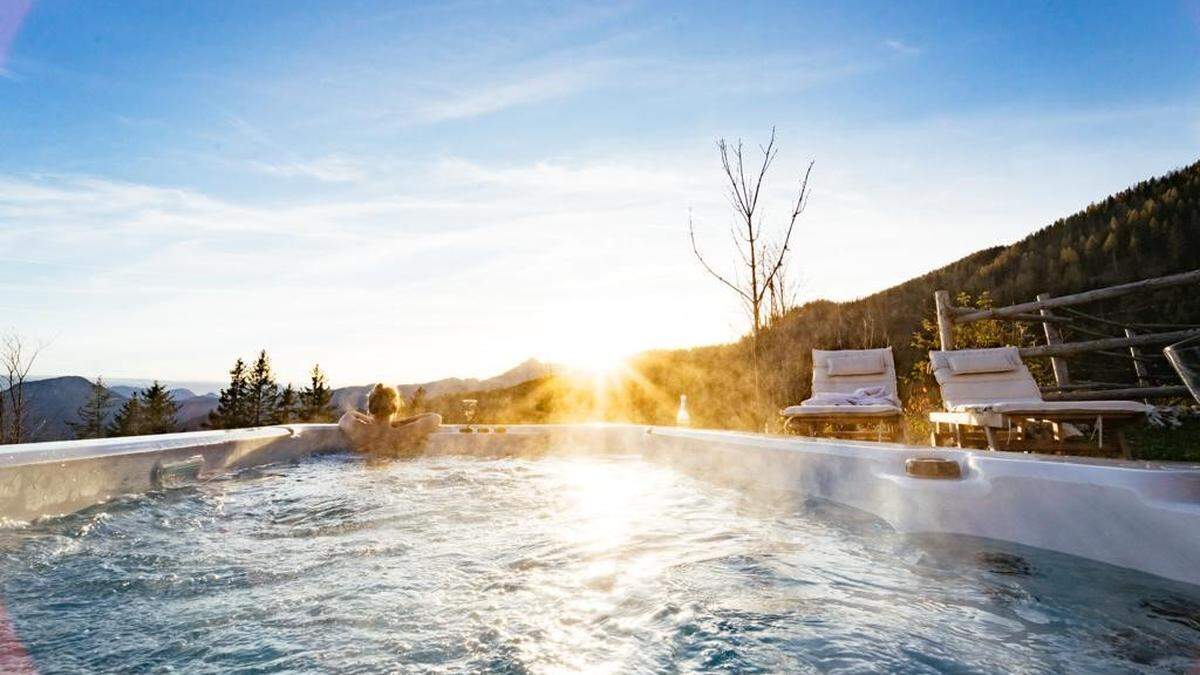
[858,309,879,349]
[763,241,799,324]
[2,334,42,444]
[689,128,814,424]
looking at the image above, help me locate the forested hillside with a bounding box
[425,159,1200,430]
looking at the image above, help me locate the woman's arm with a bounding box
[390,412,443,429]
[390,414,426,427]
[338,410,378,454]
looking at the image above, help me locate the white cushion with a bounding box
[953,400,1150,415]
[798,347,901,409]
[946,350,1019,375]
[929,348,1041,408]
[826,352,886,376]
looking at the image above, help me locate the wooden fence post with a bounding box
[1037,292,1071,387]
[1125,328,1150,387]
[934,290,954,351]
[954,269,1200,323]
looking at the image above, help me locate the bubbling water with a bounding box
[0,453,1198,673]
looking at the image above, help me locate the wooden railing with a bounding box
[934,269,1200,401]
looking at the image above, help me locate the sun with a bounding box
[545,322,637,378]
[561,349,630,379]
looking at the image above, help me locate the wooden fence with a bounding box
[934,269,1200,401]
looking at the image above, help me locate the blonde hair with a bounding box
[367,383,401,423]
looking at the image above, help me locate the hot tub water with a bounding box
[0,452,1197,672]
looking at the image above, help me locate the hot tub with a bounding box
[0,425,1198,671]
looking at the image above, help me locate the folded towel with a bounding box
[802,386,897,407]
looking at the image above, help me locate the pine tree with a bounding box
[1059,245,1080,266]
[1166,221,1186,265]
[1129,231,1144,260]
[140,381,179,435]
[108,392,145,437]
[299,364,334,422]
[1102,229,1120,272]
[246,350,280,427]
[209,358,250,429]
[67,376,116,439]
[275,384,298,424]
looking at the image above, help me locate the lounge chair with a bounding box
[927,347,1150,458]
[780,347,904,441]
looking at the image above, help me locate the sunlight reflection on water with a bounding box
[0,452,1198,672]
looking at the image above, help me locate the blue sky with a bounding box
[1,0,1199,386]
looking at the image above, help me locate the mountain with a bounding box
[330,358,557,412]
[102,378,224,396]
[108,385,142,398]
[463,358,557,394]
[109,385,206,404]
[175,394,220,431]
[8,376,126,441]
[5,378,221,441]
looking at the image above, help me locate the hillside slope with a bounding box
[12,376,122,441]
[431,159,1200,429]
[5,380,219,441]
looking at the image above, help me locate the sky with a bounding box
[1,0,1199,387]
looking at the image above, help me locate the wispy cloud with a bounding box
[433,156,703,196]
[884,39,922,56]
[250,156,368,183]
[214,114,371,182]
[223,113,286,152]
[410,61,613,123]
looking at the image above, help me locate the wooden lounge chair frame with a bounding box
[927,348,1147,458]
[783,412,904,442]
[928,409,1139,458]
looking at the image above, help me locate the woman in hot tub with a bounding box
[338,384,442,457]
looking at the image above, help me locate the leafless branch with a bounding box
[689,213,753,304]
[758,159,814,298]
[2,333,43,444]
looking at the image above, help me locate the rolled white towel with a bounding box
[802,386,897,407]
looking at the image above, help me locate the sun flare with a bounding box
[562,351,630,379]
[546,321,638,379]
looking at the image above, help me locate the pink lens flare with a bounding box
[0,599,35,674]
[0,0,32,75]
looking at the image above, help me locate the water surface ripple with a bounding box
[1,453,1199,673]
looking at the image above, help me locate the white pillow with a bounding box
[946,351,1018,375]
[826,352,886,376]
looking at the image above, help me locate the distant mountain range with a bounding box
[9,377,221,440]
[329,358,557,412]
[95,378,224,396]
[108,385,203,400]
[5,358,556,442]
